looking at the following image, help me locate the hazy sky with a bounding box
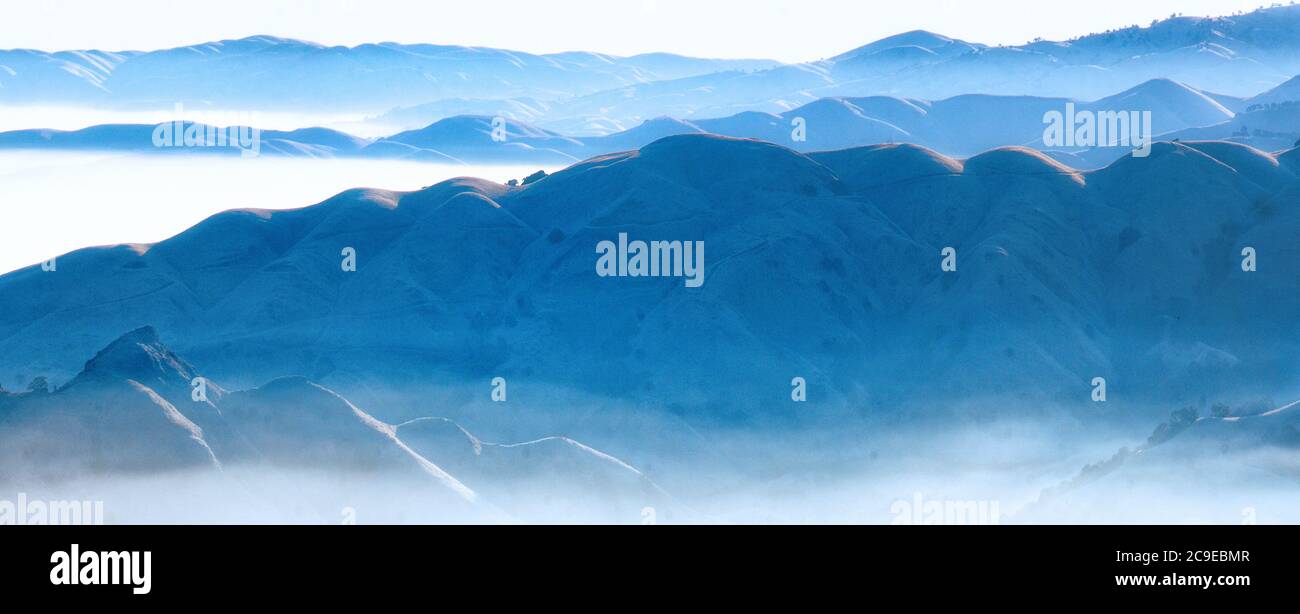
[3,0,1277,62]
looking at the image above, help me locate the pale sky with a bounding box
[2,0,1279,62]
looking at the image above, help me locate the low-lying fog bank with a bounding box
[5,401,1296,524]
[0,151,557,274]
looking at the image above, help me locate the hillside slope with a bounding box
[2,136,1297,421]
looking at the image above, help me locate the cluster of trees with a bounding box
[0,375,48,399]
[1146,406,1201,446]
[506,170,548,187]
[1244,100,1300,113]
[1144,402,1238,447]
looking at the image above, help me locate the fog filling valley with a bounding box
[6,397,1300,524]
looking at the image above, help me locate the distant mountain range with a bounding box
[2,135,1296,420]
[4,76,1296,167]
[4,6,1300,131]
[538,6,1300,129]
[0,35,777,112]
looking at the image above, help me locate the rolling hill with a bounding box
[1,135,1295,424]
[0,326,667,522]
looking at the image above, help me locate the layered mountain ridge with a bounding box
[6,76,1295,168]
